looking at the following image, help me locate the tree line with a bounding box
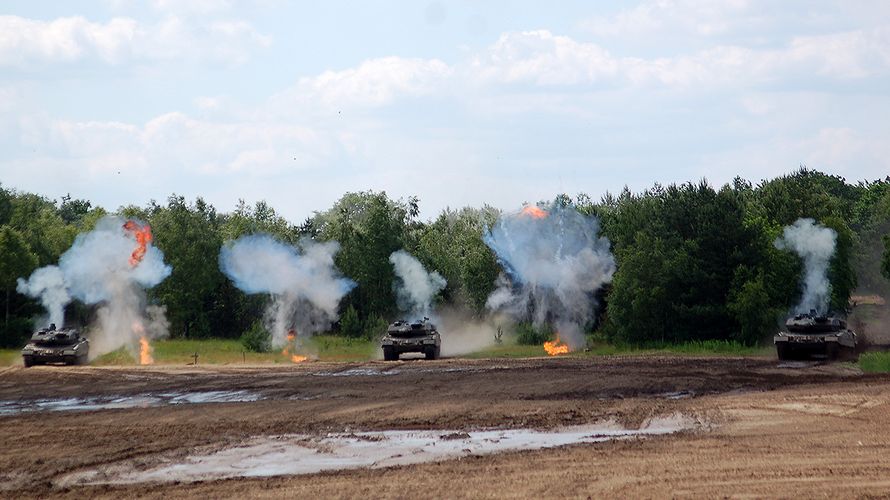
[1,168,889,348]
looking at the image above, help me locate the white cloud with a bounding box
[2,9,889,222]
[278,56,453,109]
[150,0,233,15]
[0,14,269,68]
[469,28,890,88]
[471,30,618,85]
[580,0,765,39]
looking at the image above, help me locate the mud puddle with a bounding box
[0,390,262,415]
[311,366,487,377]
[61,414,703,485]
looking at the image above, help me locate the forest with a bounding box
[1,168,889,349]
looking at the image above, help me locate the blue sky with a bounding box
[1,1,888,220]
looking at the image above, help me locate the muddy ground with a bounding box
[1,356,889,498]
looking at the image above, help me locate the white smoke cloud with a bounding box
[484,203,616,348]
[16,215,172,359]
[15,266,68,327]
[218,234,354,346]
[389,250,446,320]
[774,217,837,314]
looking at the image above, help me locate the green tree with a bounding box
[728,272,780,345]
[882,235,890,282]
[8,193,76,266]
[339,304,362,338]
[310,191,414,323]
[603,180,765,344]
[415,206,500,314]
[147,196,224,338]
[221,199,299,243]
[0,226,39,346]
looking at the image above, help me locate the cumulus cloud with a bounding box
[3,4,890,224]
[0,14,269,68]
[471,28,890,88]
[276,56,453,109]
[580,0,754,39]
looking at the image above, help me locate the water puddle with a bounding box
[658,390,695,400]
[62,414,701,485]
[312,368,401,377]
[776,361,821,369]
[0,390,262,415]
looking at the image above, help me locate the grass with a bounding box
[0,349,20,366]
[465,338,770,359]
[859,352,890,373]
[28,336,379,367]
[635,339,773,357]
[0,336,771,366]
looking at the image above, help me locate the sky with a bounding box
[1,1,889,221]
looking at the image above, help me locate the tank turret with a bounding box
[21,327,90,367]
[774,311,857,361]
[381,318,441,361]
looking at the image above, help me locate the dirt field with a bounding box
[1,355,889,498]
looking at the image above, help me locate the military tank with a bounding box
[381,318,441,361]
[21,324,89,367]
[774,311,857,361]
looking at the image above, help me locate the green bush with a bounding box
[363,313,389,340]
[0,317,33,348]
[514,322,552,345]
[340,305,362,338]
[240,320,272,353]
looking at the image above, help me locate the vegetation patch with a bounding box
[859,352,890,373]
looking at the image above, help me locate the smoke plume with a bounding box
[389,250,446,319]
[16,215,172,358]
[774,218,837,314]
[219,234,354,346]
[484,203,616,348]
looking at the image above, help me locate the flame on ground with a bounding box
[139,336,154,365]
[283,329,308,363]
[122,220,153,267]
[521,205,548,219]
[543,334,570,356]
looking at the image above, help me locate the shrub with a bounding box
[240,320,272,353]
[340,305,362,338]
[363,313,389,340]
[514,322,552,345]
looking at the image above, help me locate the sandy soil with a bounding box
[1,356,888,498]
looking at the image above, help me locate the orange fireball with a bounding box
[544,334,570,356]
[139,336,154,365]
[283,329,308,363]
[521,205,548,219]
[122,220,153,267]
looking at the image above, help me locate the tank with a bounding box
[21,324,89,367]
[381,318,441,361]
[774,311,857,361]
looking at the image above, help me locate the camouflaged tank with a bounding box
[381,319,441,361]
[774,311,857,361]
[21,325,89,367]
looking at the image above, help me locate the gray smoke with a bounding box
[219,234,355,347]
[389,250,446,319]
[774,218,837,314]
[484,203,616,349]
[16,215,172,358]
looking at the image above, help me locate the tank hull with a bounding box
[774,334,856,361]
[21,328,90,367]
[381,320,441,361]
[774,313,857,361]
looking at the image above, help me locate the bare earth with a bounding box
[1,356,889,498]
